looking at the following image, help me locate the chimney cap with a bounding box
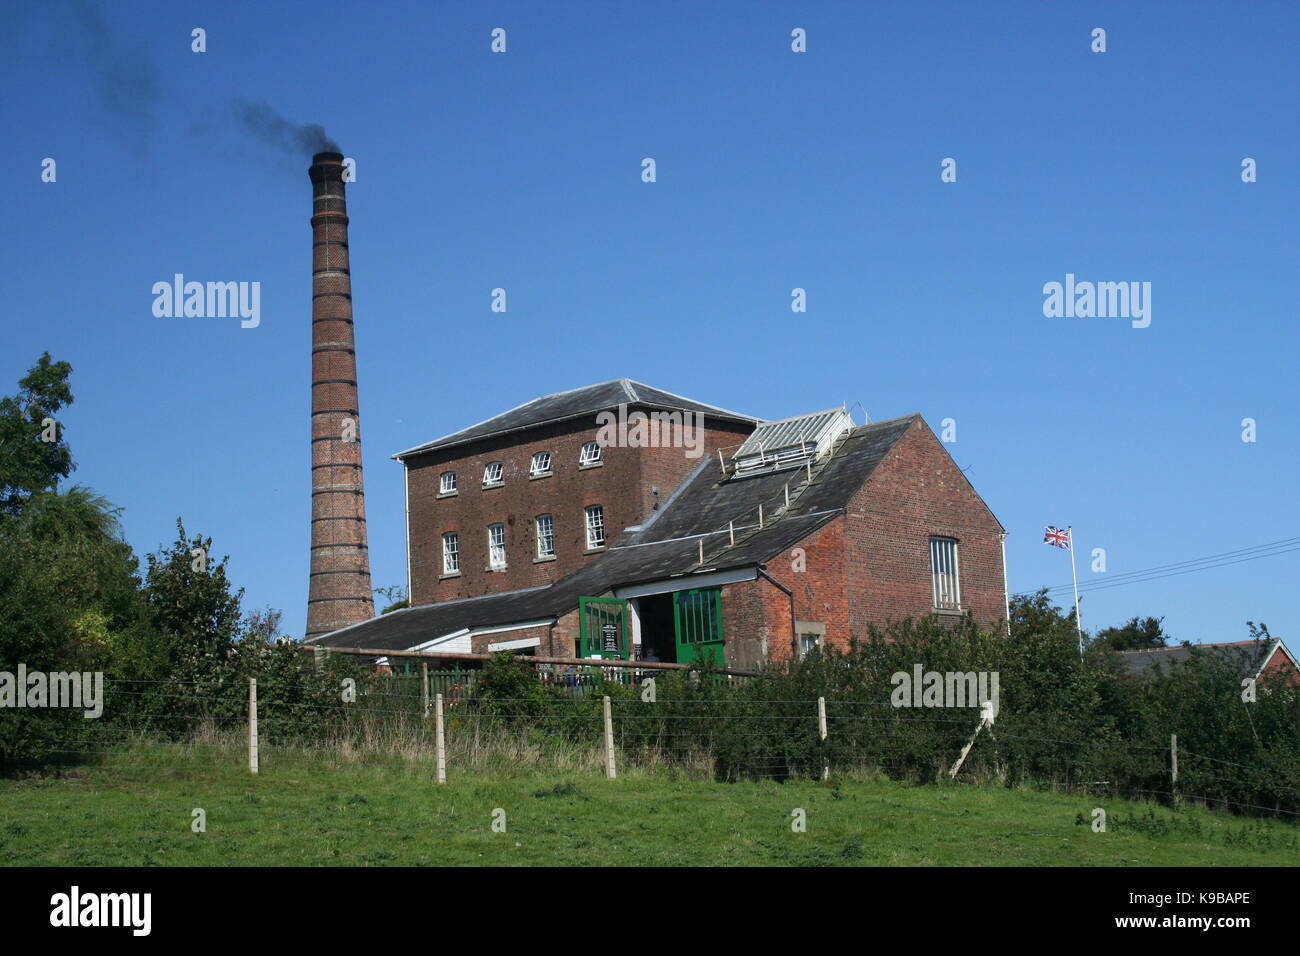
[311,151,344,165]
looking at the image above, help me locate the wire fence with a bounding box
[23,673,1298,821]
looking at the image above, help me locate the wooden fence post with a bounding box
[248,678,259,775]
[1170,733,1178,805]
[949,706,993,780]
[435,693,446,784]
[818,696,828,780]
[421,661,430,718]
[603,695,616,779]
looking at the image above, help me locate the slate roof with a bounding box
[1116,640,1285,680]
[392,379,759,459]
[310,415,921,652]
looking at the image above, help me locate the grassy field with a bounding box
[1,743,1296,866]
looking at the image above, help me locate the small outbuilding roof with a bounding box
[1115,639,1295,682]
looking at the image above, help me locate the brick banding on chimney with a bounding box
[306,151,375,638]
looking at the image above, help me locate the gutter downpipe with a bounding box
[1000,532,1011,637]
[404,465,413,605]
[758,565,798,659]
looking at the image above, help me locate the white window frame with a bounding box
[529,451,552,477]
[441,532,460,574]
[799,632,821,657]
[535,513,555,558]
[585,505,606,549]
[579,441,602,466]
[488,523,507,569]
[929,536,961,610]
[439,471,457,494]
[483,461,503,486]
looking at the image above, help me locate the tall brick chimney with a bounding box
[306,151,374,638]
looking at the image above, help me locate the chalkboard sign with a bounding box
[601,622,620,653]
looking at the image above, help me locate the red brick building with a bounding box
[309,379,1009,667]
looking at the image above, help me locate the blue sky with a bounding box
[4,1,1297,643]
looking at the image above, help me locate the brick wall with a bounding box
[722,575,790,667]
[546,606,582,658]
[404,410,752,605]
[1260,645,1300,687]
[468,624,553,655]
[721,519,851,665]
[404,413,1005,665]
[719,418,1006,664]
[843,418,1006,632]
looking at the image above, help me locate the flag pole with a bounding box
[1068,526,1083,655]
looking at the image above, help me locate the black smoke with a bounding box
[65,2,339,161]
[236,99,340,156]
[71,0,159,150]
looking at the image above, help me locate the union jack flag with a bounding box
[1043,526,1071,549]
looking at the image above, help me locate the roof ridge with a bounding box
[390,390,556,459]
[394,379,759,459]
[392,380,629,459]
[851,413,922,432]
[1121,639,1271,654]
[630,381,762,422]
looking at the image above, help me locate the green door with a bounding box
[578,597,630,659]
[673,588,725,666]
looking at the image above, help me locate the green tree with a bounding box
[241,606,285,644]
[375,585,407,614]
[142,520,244,671]
[0,353,75,517]
[0,487,146,763]
[1094,615,1169,651]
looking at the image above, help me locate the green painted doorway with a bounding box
[578,596,630,659]
[673,587,725,666]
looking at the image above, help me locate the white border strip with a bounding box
[614,566,756,599]
[488,636,541,652]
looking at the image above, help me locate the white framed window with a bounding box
[584,505,606,549]
[488,523,507,569]
[529,451,552,477]
[535,514,555,558]
[799,633,821,658]
[579,441,602,466]
[483,461,503,485]
[929,536,961,610]
[441,532,460,574]
[439,471,456,494]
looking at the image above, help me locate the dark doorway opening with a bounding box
[637,593,677,663]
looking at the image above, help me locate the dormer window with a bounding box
[579,441,602,466]
[529,451,552,477]
[483,461,504,486]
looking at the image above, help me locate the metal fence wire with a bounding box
[25,673,1298,820]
